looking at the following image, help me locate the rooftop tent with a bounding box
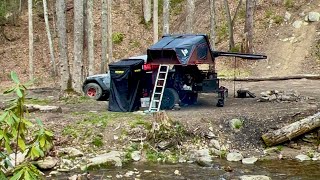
[147,34,215,65]
[108,59,144,112]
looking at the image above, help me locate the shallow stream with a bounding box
[56,159,320,179]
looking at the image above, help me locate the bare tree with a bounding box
[107,0,112,64]
[244,0,254,53]
[101,0,107,73]
[163,0,170,35]
[224,0,242,51]
[28,0,34,81]
[209,0,216,49]
[73,0,84,93]
[153,0,158,43]
[186,0,195,33]
[87,0,94,75]
[143,0,151,23]
[56,0,71,90]
[43,0,56,76]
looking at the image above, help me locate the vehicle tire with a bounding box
[84,83,103,100]
[160,88,179,110]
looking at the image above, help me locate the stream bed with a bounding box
[54,159,320,179]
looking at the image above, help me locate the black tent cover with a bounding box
[147,34,213,65]
[108,59,144,112]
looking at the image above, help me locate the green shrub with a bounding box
[273,15,284,24]
[284,0,294,9]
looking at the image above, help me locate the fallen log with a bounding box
[219,74,320,82]
[262,112,320,146]
[25,104,62,113]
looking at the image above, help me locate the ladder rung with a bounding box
[153,100,160,102]
[154,92,161,95]
[159,71,168,73]
[156,85,163,87]
[158,78,165,80]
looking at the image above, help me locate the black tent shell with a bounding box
[147,34,215,65]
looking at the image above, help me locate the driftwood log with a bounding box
[219,74,320,82]
[262,112,320,146]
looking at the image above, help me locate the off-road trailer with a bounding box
[107,34,267,112]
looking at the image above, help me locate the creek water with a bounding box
[71,159,320,180]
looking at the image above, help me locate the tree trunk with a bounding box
[153,0,158,43]
[101,0,107,73]
[83,0,88,77]
[73,0,84,93]
[87,0,94,76]
[28,0,34,81]
[244,0,254,53]
[107,0,113,64]
[186,0,195,33]
[43,0,56,76]
[209,0,216,50]
[262,112,320,146]
[163,0,170,35]
[143,0,151,23]
[56,0,71,91]
[223,0,235,50]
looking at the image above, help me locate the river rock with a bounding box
[86,151,123,169]
[36,156,59,170]
[295,154,311,161]
[190,149,212,167]
[209,139,221,150]
[293,20,303,28]
[131,151,141,161]
[58,147,84,157]
[68,175,78,180]
[242,157,258,164]
[239,175,271,180]
[226,152,243,162]
[308,12,320,22]
[284,11,291,21]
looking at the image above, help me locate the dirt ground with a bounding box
[1,79,320,157]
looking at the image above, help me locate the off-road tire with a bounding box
[160,88,179,110]
[84,83,103,100]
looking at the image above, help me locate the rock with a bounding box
[242,157,258,164]
[9,152,26,167]
[68,175,78,180]
[157,141,172,150]
[308,12,320,22]
[36,156,59,170]
[206,131,216,139]
[144,170,152,173]
[209,139,221,150]
[295,154,311,161]
[292,20,303,28]
[58,147,84,158]
[86,151,123,169]
[284,11,291,21]
[239,175,271,180]
[299,12,305,17]
[124,171,134,177]
[174,170,181,175]
[131,151,141,161]
[226,152,243,162]
[190,149,213,167]
[268,94,277,101]
[49,171,60,176]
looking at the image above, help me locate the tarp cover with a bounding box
[108,59,144,112]
[147,34,211,65]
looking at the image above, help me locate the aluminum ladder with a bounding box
[149,65,170,112]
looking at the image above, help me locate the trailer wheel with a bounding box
[160,88,179,110]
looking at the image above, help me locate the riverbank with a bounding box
[1,79,320,179]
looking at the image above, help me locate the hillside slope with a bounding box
[0,0,319,86]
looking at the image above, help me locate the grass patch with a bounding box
[265,9,273,19]
[92,136,104,147]
[284,0,294,9]
[60,96,92,104]
[25,98,51,105]
[112,32,124,44]
[218,68,251,78]
[129,40,141,48]
[273,15,284,24]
